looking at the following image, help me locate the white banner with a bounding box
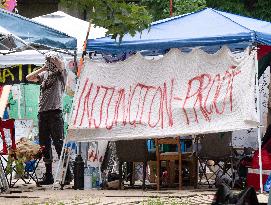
[68,47,258,141]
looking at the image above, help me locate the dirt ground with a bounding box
[0,183,269,205]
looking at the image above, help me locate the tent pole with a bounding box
[255,46,263,193]
[17,85,21,119]
[77,20,92,77]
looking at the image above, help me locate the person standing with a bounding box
[26,51,70,185]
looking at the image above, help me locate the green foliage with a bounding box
[60,0,152,41]
[139,0,170,21]
[142,198,191,205]
[206,0,271,22]
[60,0,271,43]
[173,0,206,16]
[140,0,207,21]
[206,0,249,16]
[248,0,271,22]
[144,198,165,205]
[6,155,25,176]
[141,0,271,22]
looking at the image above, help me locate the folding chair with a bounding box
[22,150,43,186]
[115,139,148,190]
[11,147,44,187]
[0,118,43,187]
[0,119,16,187]
[196,132,236,188]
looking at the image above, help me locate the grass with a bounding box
[142,197,192,205]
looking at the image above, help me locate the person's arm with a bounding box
[26,65,47,82]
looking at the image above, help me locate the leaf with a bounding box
[60,0,152,42]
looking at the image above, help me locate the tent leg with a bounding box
[255,48,263,193]
[53,136,68,189]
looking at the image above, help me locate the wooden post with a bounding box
[170,0,173,17]
[155,138,160,190]
[177,137,182,190]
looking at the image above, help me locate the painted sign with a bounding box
[68,47,258,141]
[0,64,40,85]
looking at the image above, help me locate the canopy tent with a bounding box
[80,8,271,193]
[0,25,30,52]
[0,8,77,50]
[87,8,271,53]
[32,11,107,53]
[0,11,107,65]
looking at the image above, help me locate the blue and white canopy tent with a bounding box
[86,8,271,193]
[87,8,271,53]
[0,8,76,52]
[0,9,77,133]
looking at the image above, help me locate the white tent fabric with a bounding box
[0,50,44,65]
[0,50,74,65]
[0,11,107,65]
[0,25,11,35]
[32,11,107,53]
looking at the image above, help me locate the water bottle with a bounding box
[89,166,93,189]
[84,166,91,189]
[92,167,97,188]
[73,154,84,190]
[96,167,100,188]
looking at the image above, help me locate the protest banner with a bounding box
[68,47,258,141]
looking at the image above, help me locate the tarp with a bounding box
[0,11,106,65]
[0,25,27,51]
[0,8,77,50]
[0,50,74,65]
[67,47,258,141]
[87,8,271,53]
[32,11,107,52]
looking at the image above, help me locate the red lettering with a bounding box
[148,87,162,128]
[78,83,93,126]
[213,72,231,114]
[73,79,89,125]
[204,74,220,115]
[182,74,211,125]
[113,89,126,126]
[105,87,115,130]
[90,86,101,128]
[128,84,144,126]
[162,79,174,128]
[139,85,155,124]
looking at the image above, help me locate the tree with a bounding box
[139,0,271,22]
[206,0,271,22]
[60,0,152,41]
[139,0,206,21]
[174,0,206,17]
[61,0,271,41]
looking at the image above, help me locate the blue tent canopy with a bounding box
[87,8,271,53]
[0,8,77,50]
